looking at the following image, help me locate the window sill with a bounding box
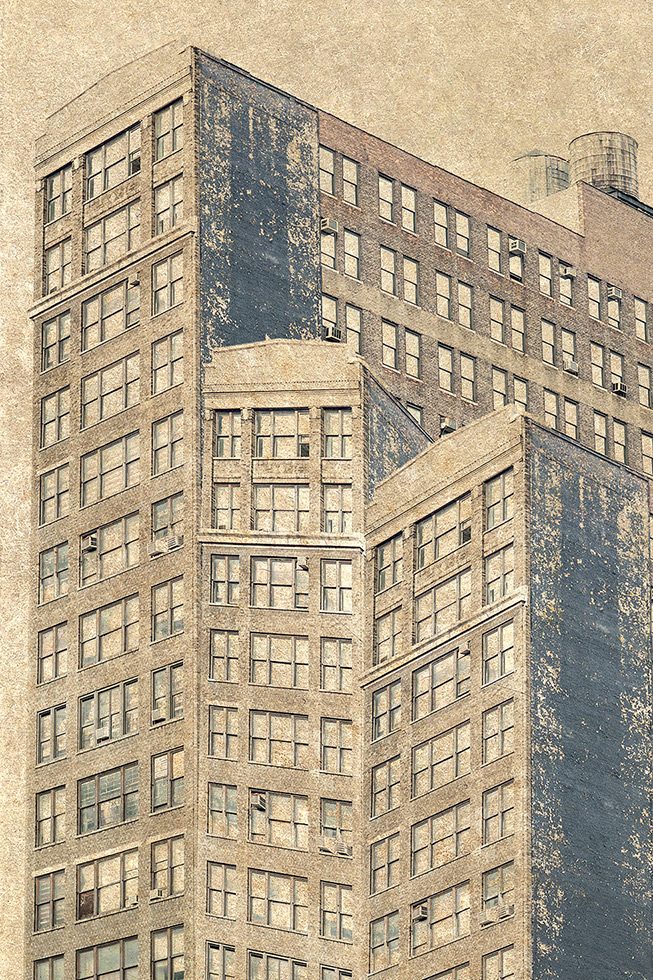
[78,730,139,756]
[76,816,139,841]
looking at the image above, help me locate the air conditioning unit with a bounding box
[508,237,526,255]
[252,794,267,812]
[150,887,166,901]
[607,285,623,300]
[296,557,309,571]
[481,904,501,926]
[152,708,167,724]
[129,275,141,287]
[563,356,579,375]
[336,840,353,857]
[499,901,515,919]
[413,904,429,922]
[319,835,337,854]
[559,263,576,279]
[96,724,110,743]
[81,533,98,553]
[168,534,184,550]
[612,381,627,396]
[440,417,457,435]
[125,893,138,907]
[148,539,167,558]
[323,324,343,342]
[321,217,339,234]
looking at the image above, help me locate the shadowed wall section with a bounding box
[196,51,321,364]
[528,426,653,980]
[364,371,432,498]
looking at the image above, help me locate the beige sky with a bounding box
[1,0,652,972]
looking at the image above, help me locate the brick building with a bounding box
[27,41,652,980]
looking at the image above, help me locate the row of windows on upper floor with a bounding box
[318,144,649,330]
[42,99,183,225]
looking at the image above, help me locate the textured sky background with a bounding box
[2,0,652,970]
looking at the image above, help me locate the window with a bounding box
[152,662,183,723]
[86,125,140,198]
[80,512,139,587]
[251,556,307,610]
[483,700,514,763]
[81,431,140,506]
[77,938,138,980]
[415,496,471,568]
[151,577,184,640]
[207,862,237,919]
[407,403,423,425]
[154,175,183,234]
[45,164,72,222]
[321,559,352,612]
[590,342,605,386]
[485,469,513,529]
[415,568,472,643]
[374,607,402,665]
[510,307,525,352]
[458,283,473,328]
[214,410,241,458]
[489,297,504,343]
[77,847,138,919]
[79,678,138,749]
[412,647,470,719]
[40,387,69,448]
[487,227,502,272]
[41,311,71,370]
[321,293,337,335]
[35,957,64,980]
[34,870,65,931]
[508,247,523,283]
[152,492,183,545]
[411,881,470,954]
[154,99,183,159]
[543,389,558,429]
[610,349,624,386]
[379,175,394,220]
[492,368,508,409]
[559,264,573,306]
[342,156,359,204]
[249,788,308,849]
[44,238,72,295]
[250,633,308,689]
[594,411,607,455]
[426,966,470,980]
[208,705,238,760]
[37,705,66,763]
[638,364,652,408]
[433,201,448,247]
[320,797,353,853]
[636,298,649,342]
[345,303,361,352]
[614,420,627,464]
[82,279,140,350]
[402,256,419,305]
[541,319,556,364]
[380,246,397,294]
[319,146,335,194]
[561,327,576,367]
[152,410,184,474]
[371,756,400,816]
[81,354,140,428]
[152,330,183,393]
[36,785,65,846]
[608,288,621,329]
[321,969,352,980]
[253,483,308,532]
[151,926,184,980]
[483,781,515,844]
[455,211,470,256]
[642,431,653,475]
[372,680,401,739]
[588,275,601,319]
[323,407,352,458]
[460,354,476,401]
[151,747,184,811]
[485,544,514,604]
[376,534,402,591]
[208,783,237,838]
[563,398,578,439]
[38,542,69,604]
[323,483,352,533]
[411,721,471,797]
[370,833,400,894]
[370,911,399,973]
[212,483,240,530]
[538,252,553,296]
[382,319,398,369]
[483,862,515,916]
[320,637,352,692]
[411,800,471,876]
[483,621,514,684]
[84,201,140,272]
[400,331,422,382]
[321,881,353,942]
[438,344,453,391]
[209,630,239,683]
[320,230,336,268]
[343,229,360,278]
[321,717,353,774]
[436,272,451,318]
[255,408,309,458]
[151,836,184,898]
[152,252,184,314]
[483,946,515,980]
[248,869,308,932]
[79,594,138,667]
[78,761,138,833]
[210,555,239,605]
[514,377,528,410]
[207,943,235,980]
[401,184,417,231]
[249,709,309,768]
[249,953,306,979]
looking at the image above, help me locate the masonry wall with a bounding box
[527,424,653,980]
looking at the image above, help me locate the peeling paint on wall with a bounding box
[365,371,432,498]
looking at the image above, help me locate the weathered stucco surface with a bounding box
[528,426,653,979]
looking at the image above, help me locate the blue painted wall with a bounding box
[528,425,653,980]
[196,53,321,364]
[365,371,432,499]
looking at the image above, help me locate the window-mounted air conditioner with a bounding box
[612,381,627,396]
[559,263,576,279]
[168,534,184,550]
[81,533,98,553]
[499,901,515,919]
[440,417,457,435]
[321,217,339,234]
[323,324,343,342]
[508,237,526,255]
[95,724,110,743]
[563,356,579,375]
[336,840,353,857]
[152,708,167,724]
[148,538,168,558]
[150,887,166,901]
[252,794,267,812]
[319,835,337,854]
[413,904,429,922]
[296,556,309,571]
[607,285,623,300]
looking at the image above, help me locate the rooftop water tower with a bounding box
[568,131,639,197]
